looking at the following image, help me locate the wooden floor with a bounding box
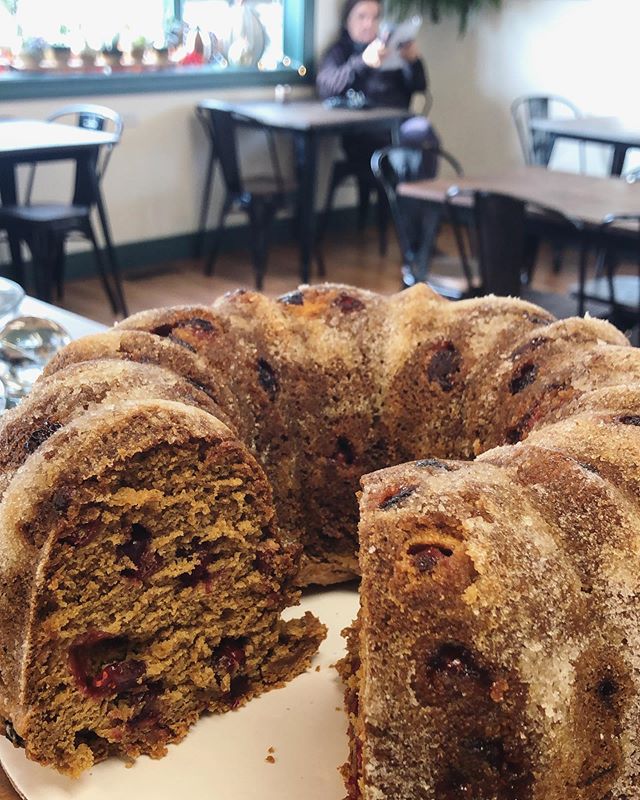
[62,223,588,326]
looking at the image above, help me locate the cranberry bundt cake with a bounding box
[1,281,639,789]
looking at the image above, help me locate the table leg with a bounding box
[609,145,628,177]
[0,160,27,288]
[293,131,317,285]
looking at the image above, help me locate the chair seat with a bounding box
[571,275,640,311]
[0,203,90,226]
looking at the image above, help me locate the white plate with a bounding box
[0,587,359,800]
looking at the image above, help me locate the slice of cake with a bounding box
[0,399,325,776]
[341,450,640,799]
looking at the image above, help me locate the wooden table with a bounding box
[398,165,640,313]
[0,119,126,315]
[398,165,640,228]
[528,116,640,176]
[197,99,411,284]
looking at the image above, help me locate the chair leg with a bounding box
[29,230,55,303]
[6,233,26,289]
[248,202,275,291]
[53,238,66,300]
[85,220,121,316]
[376,188,389,256]
[204,194,232,277]
[315,166,345,279]
[195,146,217,258]
[523,233,540,285]
[356,176,370,232]
[317,167,342,246]
[551,240,564,274]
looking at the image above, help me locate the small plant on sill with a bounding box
[19,35,47,69]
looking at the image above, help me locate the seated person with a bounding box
[316,0,441,177]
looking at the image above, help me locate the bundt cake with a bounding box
[1,281,639,790]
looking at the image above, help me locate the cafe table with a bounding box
[197,99,411,284]
[528,116,640,176]
[397,165,640,313]
[0,119,126,315]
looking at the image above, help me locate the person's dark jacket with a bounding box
[316,28,427,108]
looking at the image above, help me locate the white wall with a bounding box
[1,0,638,250]
[420,0,640,175]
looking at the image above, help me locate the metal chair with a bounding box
[195,105,287,261]
[371,143,472,298]
[574,213,640,341]
[316,90,434,274]
[511,95,586,279]
[200,106,295,290]
[0,104,127,316]
[510,94,585,171]
[445,188,610,320]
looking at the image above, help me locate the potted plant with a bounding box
[384,0,502,33]
[130,34,148,65]
[79,42,98,68]
[101,35,123,67]
[19,35,46,69]
[50,24,71,68]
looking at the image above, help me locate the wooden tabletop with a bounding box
[0,120,117,160]
[398,165,640,228]
[197,99,410,133]
[528,116,640,148]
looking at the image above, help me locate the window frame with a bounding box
[0,0,314,100]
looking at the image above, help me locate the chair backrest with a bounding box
[205,107,244,196]
[25,104,123,205]
[510,94,582,168]
[371,144,463,287]
[446,188,583,297]
[47,103,123,181]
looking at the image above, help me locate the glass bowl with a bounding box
[0,276,25,326]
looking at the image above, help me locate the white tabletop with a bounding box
[18,296,106,339]
[0,119,117,157]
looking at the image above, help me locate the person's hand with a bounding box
[398,40,420,63]
[362,39,387,69]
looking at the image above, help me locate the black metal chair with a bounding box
[200,106,295,290]
[316,91,434,274]
[195,105,287,261]
[371,143,473,298]
[574,213,640,342]
[445,188,610,320]
[0,104,127,316]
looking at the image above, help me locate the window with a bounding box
[0,0,313,99]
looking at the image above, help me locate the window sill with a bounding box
[0,63,314,100]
